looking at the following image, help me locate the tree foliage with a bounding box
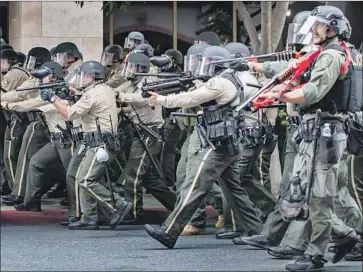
[75,1,133,16]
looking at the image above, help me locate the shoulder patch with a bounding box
[318,54,334,69]
[2,77,11,88]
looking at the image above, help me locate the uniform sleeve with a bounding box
[38,104,56,113]
[301,50,344,105]
[262,61,289,78]
[117,90,149,107]
[1,78,37,103]
[1,70,19,92]
[67,91,94,120]
[105,72,127,88]
[157,82,220,108]
[7,96,48,112]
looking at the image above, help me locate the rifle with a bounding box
[141,75,201,98]
[16,81,66,92]
[235,49,321,112]
[134,72,184,77]
[211,51,306,65]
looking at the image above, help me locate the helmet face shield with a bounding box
[121,62,138,79]
[24,56,36,71]
[183,54,200,74]
[65,68,79,87]
[197,56,215,77]
[75,71,95,89]
[287,23,301,46]
[100,52,114,67]
[56,52,68,68]
[124,38,136,50]
[297,16,332,36]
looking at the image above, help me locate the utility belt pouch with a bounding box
[252,125,264,146]
[299,119,314,143]
[345,118,363,155]
[263,123,274,145]
[318,123,339,164]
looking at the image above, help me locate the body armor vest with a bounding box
[297,44,360,115]
[201,72,242,143]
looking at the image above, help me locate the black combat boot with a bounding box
[238,234,276,249]
[144,224,177,249]
[285,254,327,271]
[267,245,304,259]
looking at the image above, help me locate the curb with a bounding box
[1,206,218,225]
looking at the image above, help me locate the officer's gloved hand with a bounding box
[229,60,249,71]
[40,88,56,102]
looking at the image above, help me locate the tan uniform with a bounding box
[65,81,130,224]
[1,77,39,103]
[105,68,127,88]
[115,78,164,126]
[115,78,176,221]
[0,66,30,93]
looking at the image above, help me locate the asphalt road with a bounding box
[1,224,362,271]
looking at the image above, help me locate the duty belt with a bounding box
[26,111,44,123]
[50,132,69,148]
[287,116,301,127]
[10,111,28,123]
[83,131,122,152]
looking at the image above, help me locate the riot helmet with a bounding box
[133,43,154,57]
[25,47,51,71]
[121,53,150,80]
[101,44,125,67]
[54,42,82,68]
[297,6,347,45]
[287,11,312,50]
[184,43,210,74]
[0,48,17,74]
[225,42,251,58]
[194,31,220,46]
[340,16,352,42]
[197,46,230,77]
[16,52,26,68]
[0,38,5,45]
[124,31,144,51]
[0,44,14,51]
[31,61,64,83]
[149,49,183,72]
[50,47,57,62]
[66,61,105,89]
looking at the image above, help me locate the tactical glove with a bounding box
[40,88,56,102]
[229,60,249,71]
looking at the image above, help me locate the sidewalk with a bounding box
[1,194,218,225]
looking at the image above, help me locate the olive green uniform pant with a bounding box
[291,120,354,257]
[261,125,299,243]
[122,135,176,220]
[67,144,127,222]
[347,154,363,216]
[162,130,263,239]
[175,131,224,229]
[24,138,73,206]
[3,117,29,190]
[0,111,8,192]
[161,118,183,186]
[12,121,49,198]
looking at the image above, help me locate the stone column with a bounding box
[8,1,103,61]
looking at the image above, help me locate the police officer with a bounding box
[123,31,145,62]
[53,42,83,75]
[145,46,263,249]
[41,61,132,230]
[1,45,30,194]
[16,52,26,68]
[230,11,315,249]
[4,62,71,211]
[134,43,157,73]
[115,53,176,223]
[101,44,127,88]
[257,6,360,270]
[2,47,52,207]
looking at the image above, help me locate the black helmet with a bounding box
[225,42,250,58]
[198,46,230,76]
[124,31,144,50]
[122,53,150,79]
[184,43,210,73]
[0,48,18,62]
[164,49,183,65]
[134,43,154,57]
[195,31,220,46]
[103,44,124,62]
[0,38,5,45]
[16,52,26,68]
[25,47,51,70]
[31,61,64,79]
[287,11,311,47]
[54,42,81,58]
[0,44,14,51]
[78,61,105,80]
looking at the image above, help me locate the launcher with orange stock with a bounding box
[235,49,322,112]
[211,51,306,65]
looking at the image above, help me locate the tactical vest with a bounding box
[201,72,242,143]
[296,44,361,115]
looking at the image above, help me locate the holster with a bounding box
[83,131,122,152]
